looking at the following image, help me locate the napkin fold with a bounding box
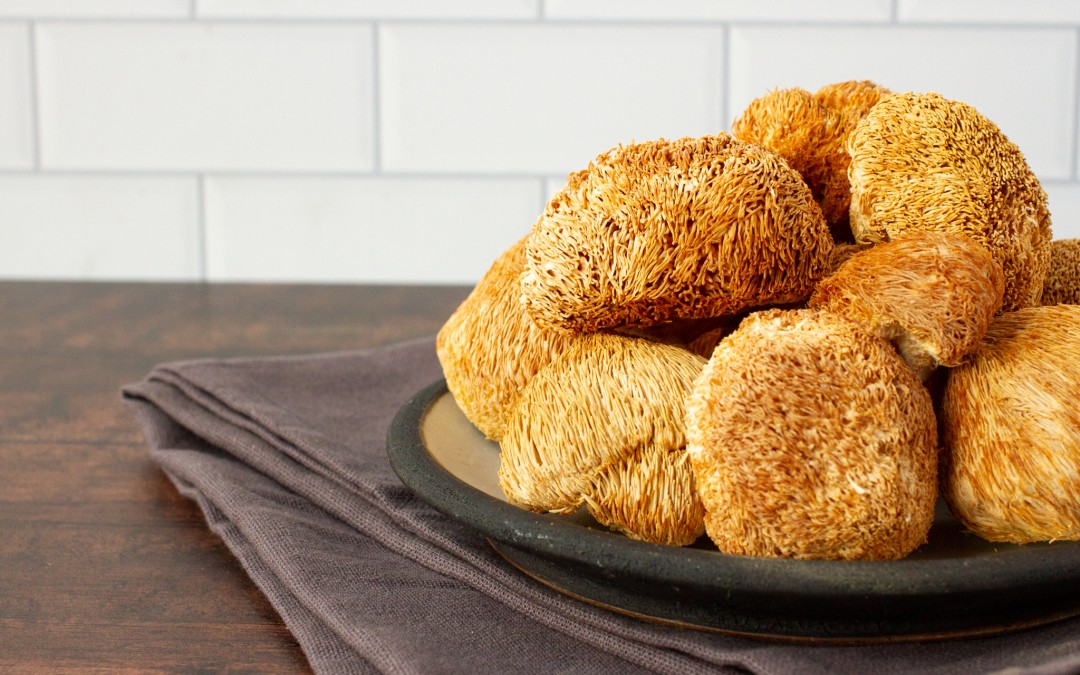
[123,337,1080,675]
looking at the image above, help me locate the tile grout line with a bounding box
[0,13,1080,27]
[371,22,382,173]
[196,174,208,281]
[27,21,41,170]
[0,167,588,180]
[0,17,1018,28]
[0,17,1078,30]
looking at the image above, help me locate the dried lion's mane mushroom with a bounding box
[813,80,892,122]
[847,91,1052,312]
[521,134,835,334]
[498,332,706,546]
[810,230,1004,379]
[731,81,890,241]
[940,305,1080,544]
[436,236,579,441]
[1040,238,1080,305]
[685,308,939,560]
[435,82,1075,558]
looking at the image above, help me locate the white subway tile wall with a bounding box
[728,26,1078,179]
[196,0,540,20]
[0,1,190,19]
[896,0,1080,25]
[2,3,1080,282]
[0,175,200,279]
[543,0,894,23]
[379,24,724,176]
[203,176,541,283]
[0,24,33,168]
[36,22,375,171]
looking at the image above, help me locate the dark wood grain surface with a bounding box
[0,281,471,672]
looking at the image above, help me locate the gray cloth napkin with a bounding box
[122,337,1080,675]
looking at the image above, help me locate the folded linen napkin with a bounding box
[122,337,1080,675]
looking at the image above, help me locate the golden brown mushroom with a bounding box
[1040,238,1080,305]
[731,88,848,228]
[731,81,890,240]
[499,332,706,546]
[436,236,579,441]
[848,92,1052,312]
[685,308,938,560]
[940,305,1080,544]
[809,231,1004,378]
[812,79,891,123]
[522,134,834,333]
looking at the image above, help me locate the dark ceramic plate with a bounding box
[386,380,1080,642]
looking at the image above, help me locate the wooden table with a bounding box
[0,281,471,672]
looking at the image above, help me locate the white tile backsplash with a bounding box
[897,0,1080,25]
[379,24,725,176]
[0,175,200,279]
[0,0,189,18]
[544,0,892,22]
[1,12,1080,283]
[204,176,542,283]
[197,0,538,20]
[729,26,1077,179]
[1045,182,1080,239]
[36,22,374,171]
[0,24,33,169]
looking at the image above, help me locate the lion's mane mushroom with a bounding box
[521,134,834,334]
[812,79,891,123]
[685,308,938,560]
[498,332,706,546]
[847,92,1052,312]
[731,81,890,240]
[436,236,579,441]
[940,305,1080,544]
[1040,238,1080,305]
[731,88,848,228]
[810,231,1005,379]
[522,133,833,334]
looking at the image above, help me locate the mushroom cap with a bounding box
[436,236,579,441]
[940,305,1080,544]
[813,80,892,238]
[586,442,706,545]
[731,88,849,228]
[498,332,706,546]
[1040,238,1080,305]
[809,231,1005,377]
[685,308,938,560]
[813,79,892,122]
[732,82,891,240]
[521,134,834,333]
[847,92,1052,311]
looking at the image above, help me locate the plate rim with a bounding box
[388,379,1080,640]
[387,379,1080,601]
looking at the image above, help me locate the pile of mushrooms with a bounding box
[436,82,1080,560]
